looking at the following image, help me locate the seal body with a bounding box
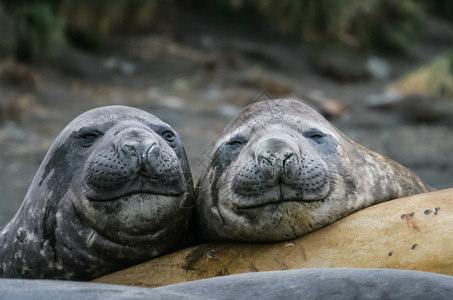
[0,106,194,280]
[152,268,453,300]
[0,279,162,300]
[5,268,453,300]
[196,99,432,242]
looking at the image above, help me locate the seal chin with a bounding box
[78,191,190,245]
[211,182,335,241]
[215,191,322,241]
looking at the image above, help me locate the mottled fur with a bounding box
[196,99,432,242]
[0,106,194,280]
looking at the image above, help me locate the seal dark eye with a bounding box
[228,140,244,146]
[78,130,102,147]
[305,129,326,144]
[311,133,324,139]
[83,133,97,140]
[227,135,247,147]
[162,130,175,142]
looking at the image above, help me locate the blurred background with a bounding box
[0,0,452,225]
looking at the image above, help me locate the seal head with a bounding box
[0,106,194,280]
[196,99,432,242]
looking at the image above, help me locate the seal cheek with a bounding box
[293,157,332,201]
[85,146,135,191]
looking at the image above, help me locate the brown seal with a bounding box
[196,99,432,242]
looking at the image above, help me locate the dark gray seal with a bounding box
[196,99,432,242]
[154,268,453,299]
[2,268,453,299]
[0,278,196,300]
[0,106,194,280]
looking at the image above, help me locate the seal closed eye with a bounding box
[0,105,194,280]
[196,99,432,242]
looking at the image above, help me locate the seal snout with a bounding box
[256,136,299,183]
[120,132,160,169]
[115,128,166,177]
[85,126,185,200]
[231,128,331,204]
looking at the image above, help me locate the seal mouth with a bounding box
[233,183,333,209]
[238,197,325,210]
[240,198,323,209]
[87,191,185,202]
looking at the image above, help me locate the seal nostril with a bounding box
[123,144,138,157]
[259,156,272,167]
[283,153,294,166]
[146,143,160,159]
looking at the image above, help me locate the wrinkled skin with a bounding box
[196,99,432,242]
[0,106,194,280]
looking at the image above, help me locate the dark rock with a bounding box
[0,61,39,89]
[420,16,453,44]
[0,6,15,60]
[54,48,108,80]
[367,91,453,125]
[397,95,453,124]
[311,51,371,82]
[239,47,282,69]
[239,73,292,97]
[0,99,23,125]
